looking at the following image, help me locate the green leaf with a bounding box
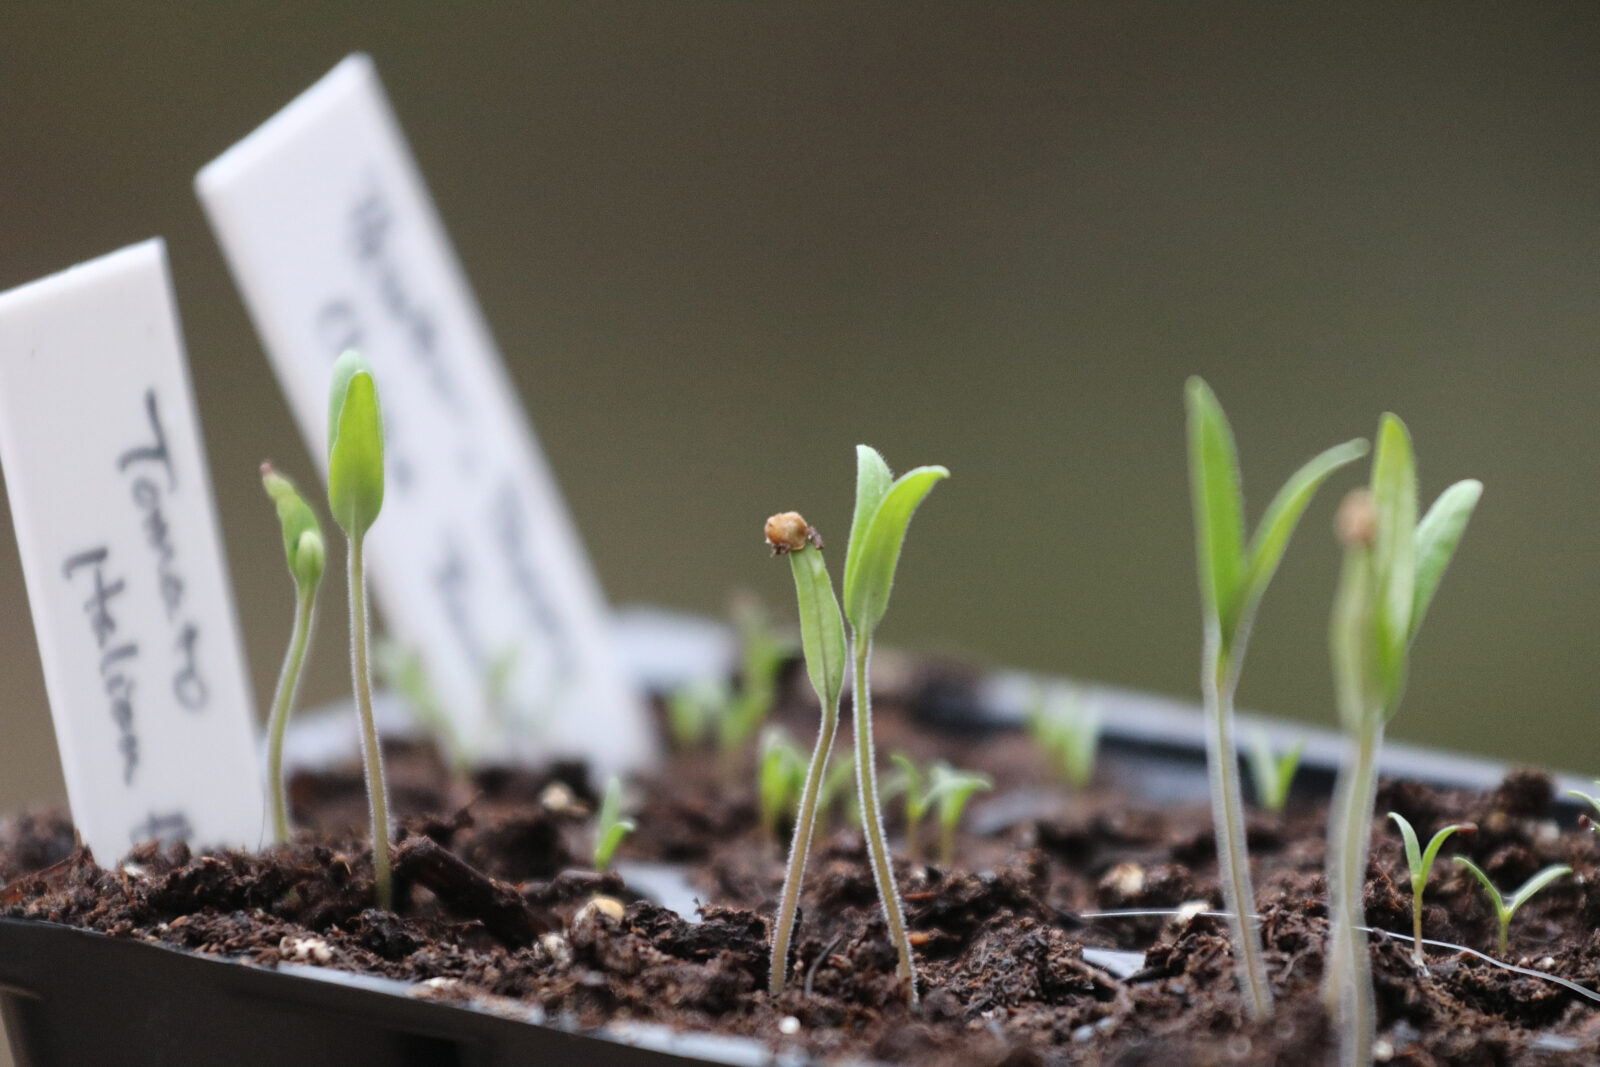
[1184,378,1247,642]
[1409,479,1482,644]
[1238,437,1368,631]
[1388,812,1423,884]
[261,464,326,591]
[593,775,636,873]
[1452,855,1504,914]
[327,350,385,538]
[842,458,949,634]
[1418,822,1473,886]
[888,753,924,817]
[1369,414,1417,708]
[788,546,847,719]
[1508,864,1571,914]
[843,445,893,608]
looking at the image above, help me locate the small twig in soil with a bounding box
[804,932,844,997]
[392,836,555,946]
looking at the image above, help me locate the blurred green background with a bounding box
[1,3,1597,825]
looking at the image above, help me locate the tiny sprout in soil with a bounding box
[326,349,394,910]
[592,775,636,875]
[259,463,325,844]
[1185,376,1368,1019]
[1245,727,1303,815]
[1387,811,1474,965]
[1323,414,1480,1067]
[1452,857,1571,957]
[758,727,807,842]
[1027,684,1101,791]
[1566,782,1600,832]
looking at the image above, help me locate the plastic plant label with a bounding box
[196,54,651,772]
[0,241,264,862]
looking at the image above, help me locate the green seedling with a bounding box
[1387,812,1475,965]
[1565,783,1600,832]
[759,727,808,841]
[842,447,948,1007]
[1452,857,1570,957]
[375,640,466,773]
[260,464,326,844]
[1322,415,1480,1066]
[327,350,394,910]
[928,761,992,869]
[763,511,846,997]
[1246,728,1304,815]
[765,447,947,1009]
[1186,377,1368,1019]
[592,775,636,874]
[1027,685,1101,791]
[887,754,933,864]
[814,751,856,839]
[666,677,727,750]
[721,596,789,759]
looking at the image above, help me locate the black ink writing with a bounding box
[129,810,194,847]
[62,547,139,784]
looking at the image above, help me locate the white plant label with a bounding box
[0,240,264,862]
[196,54,651,772]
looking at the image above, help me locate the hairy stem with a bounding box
[1411,877,1425,967]
[1325,723,1381,1067]
[1201,636,1272,1019]
[853,634,918,1007]
[266,588,316,843]
[349,538,392,910]
[768,699,839,995]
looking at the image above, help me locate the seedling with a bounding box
[327,350,394,909]
[1387,812,1475,965]
[1245,728,1304,815]
[814,751,856,839]
[260,464,325,844]
[721,596,789,761]
[758,727,808,841]
[375,640,466,773]
[666,677,727,750]
[1321,415,1480,1065]
[1186,377,1368,1018]
[1565,783,1600,832]
[887,754,933,864]
[592,775,636,874]
[1026,685,1101,791]
[928,761,992,868]
[765,447,948,1009]
[764,511,846,997]
[1452,857,1570,957]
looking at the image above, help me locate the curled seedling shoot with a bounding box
[593,775,636,874]
[1322,416,1481,1067]
[758,727,808,842]
[327,349,394,909]
[1246,728,1304,815]
[1387,812,1474,965]
[1186,376,1369,1019]
[1565,783,1600,832]
[1027,685,1102,791]
[1452,857,1570,957]
[928,762,992,868]
[842,447,948,1007]
[765,511,847,997]
[260,464,325,844]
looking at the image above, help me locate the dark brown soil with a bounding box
[3,682,1599,1065]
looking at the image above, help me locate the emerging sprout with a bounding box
[665,677,726,750]
[814,751,856,839]
[765,511,847,997]
[592,775,636,874]
[758,728,808,841]
[375,640,466,773]
[719,596,789,768]
[887,754,933,865]
[1322,415,1481,1064]
[260,464,325,844]
[1564,783,1600,832]
[1246,728,1304,815]
[1186,377,1368,1019]
[1027,685,1102,791]
[327,350,394,910]
[1452,857,1570,957]
[928,761,993,868]
[1387,812,1474,966]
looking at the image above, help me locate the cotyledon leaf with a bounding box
[1185,378,1247,642]
[1409,479,1482,645]
[843,464,949,634]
